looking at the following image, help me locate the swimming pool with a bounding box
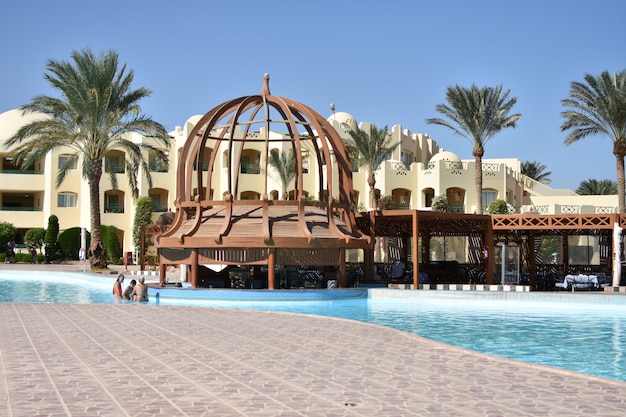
[2,269,626,383]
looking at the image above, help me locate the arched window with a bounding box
[57,192,78,208]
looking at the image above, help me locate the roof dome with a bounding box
[327,111,357,132]
[429,150,461,163]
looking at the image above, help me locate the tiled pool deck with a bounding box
[2,263,626,416]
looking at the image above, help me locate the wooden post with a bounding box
[159,262,166,286]
[267,249,276,289]
[528,231,536,290]
[485,220,495,285]
[412,210,419,290]
[191,249,198,288]
[338,249,346,287]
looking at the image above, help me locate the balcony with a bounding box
[105,163,125,174]
[151,202,169,212]
[240,163,260,174]
[104,203,124,214]
[149,161,169,173]
[0,206,42,212]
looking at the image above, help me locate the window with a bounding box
[149,150,169,173]
[57,192,77,208]
[482,190,497,208]
[105,155,125,173]
[58,155,77,170]
[401,151,413,169]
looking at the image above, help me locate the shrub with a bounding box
[486,199,509,214]
[133,196,153,247]
[44,215,61,262]
[24,228,46,251]
[377,195,395,210]
[102,225,122,263]
[431,195,450,212]
[0,221,17,250]
[16,253,32,263]
[58,227,91,260]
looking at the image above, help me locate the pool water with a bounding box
[2,270,626,382]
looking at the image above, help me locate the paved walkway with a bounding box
[2,263,626,415]
[2,301,626,416]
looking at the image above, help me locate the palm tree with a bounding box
[427,84,521,214]
[561,70,626,212]
[521,160,552,184]
[347,124,399,209]
[576,179,618,195]
[268,148,296,200]
[4,48,170,269]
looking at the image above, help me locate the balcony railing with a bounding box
[0,206,43,211]
[449,204,465,213]
[106,163,125,174]
[151,202,168,212]
[240,163,260,174]
[149,162,169,173]
[104,204,124,214]
[0,169,44,175]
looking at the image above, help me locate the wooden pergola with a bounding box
[356,210,494,286]
[492,213,624,289]
[153,74,370,288]
[354,211,624,290]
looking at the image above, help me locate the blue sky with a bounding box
[1,0,624,190]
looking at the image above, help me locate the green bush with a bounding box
[44,215,61,262]
[102,225,122,263]
[16,253,32,263]
[0,221,17,250]
[24,228,46,251]
[431,195,450,212]
[377,195,395,210]
[133,196,153,247]
[486,199,509,214]
[58,227,91,260]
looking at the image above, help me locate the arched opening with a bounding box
[193,147,213,172]
[391,188,411,209]
[105,150,125,174]
[148,188,169,212]
[423,188,435,208]
[149,149,169,173]
[240,149,260,174]
[240,191,260,200]
[446,187,465,213]
[269,190,279,200]
[104,190,125,213]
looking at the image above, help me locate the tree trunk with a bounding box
[474,145,484,215]
[368,173,377,210]
[614,141,626,214]
[88,167,108,269]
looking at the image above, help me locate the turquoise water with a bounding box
[2,270,626,382]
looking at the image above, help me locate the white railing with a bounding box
[521,175,577,197]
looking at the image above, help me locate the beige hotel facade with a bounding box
[0,108,618,258]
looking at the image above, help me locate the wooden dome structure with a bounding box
[155,74,370,288]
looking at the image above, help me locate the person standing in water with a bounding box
[112,274,124,301]
[131,277,149,302]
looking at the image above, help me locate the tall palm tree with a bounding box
[4,48,170,269]
[347,124,399,209]
[521,160,552,184]
[576,178,618,195]
[427,84,521,214]
[561,70,626,213]
[268,148,295,200]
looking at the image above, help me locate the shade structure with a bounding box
[155,74,370,288]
